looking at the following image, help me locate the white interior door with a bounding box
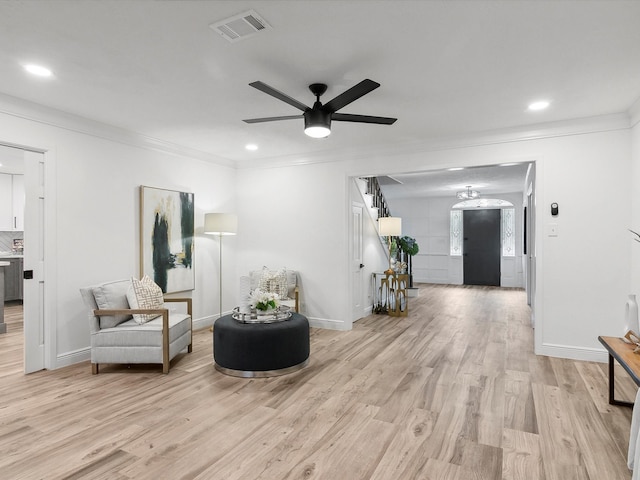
[23,150,45,373]
[351,203,365,321]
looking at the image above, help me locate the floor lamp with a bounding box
[204,213,238,329]
[378,216,401,274]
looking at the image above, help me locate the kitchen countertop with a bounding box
[0,254,23,259]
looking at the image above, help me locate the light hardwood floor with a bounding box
[0,285,636,479]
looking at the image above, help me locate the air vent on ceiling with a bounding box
[210,10,271,43]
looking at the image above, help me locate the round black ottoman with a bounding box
[213,312,310,377]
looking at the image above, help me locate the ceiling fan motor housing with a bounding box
[304,107,331,131]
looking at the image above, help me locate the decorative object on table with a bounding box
[232,305,292,324]
[624,330,640,353]
[140,186,194,293]
[248,267,300,312]
[204,212,238,327]
[239,275,251,314]
[250,288,280,312]
[378,216,402,275]
[626,295,640,338]
[398,235,419,287]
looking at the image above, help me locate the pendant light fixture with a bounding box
[456,186,480,200]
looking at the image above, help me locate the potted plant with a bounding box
[398,235,419,289]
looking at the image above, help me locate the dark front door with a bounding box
[463,209,501,286]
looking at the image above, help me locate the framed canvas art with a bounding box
[140,186,194,293]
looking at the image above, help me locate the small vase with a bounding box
[625,294,639,336]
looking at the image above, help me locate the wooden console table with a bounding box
[598,336,640,408]
[373,272,408,317]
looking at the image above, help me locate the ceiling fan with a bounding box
[243,79,397,138]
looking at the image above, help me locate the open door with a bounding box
[23,150,45,373]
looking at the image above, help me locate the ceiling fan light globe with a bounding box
[303,109,332,138]
[304,126,331,138]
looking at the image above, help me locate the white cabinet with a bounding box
[0,174,12,231]
[0,173,24,231]
[12,175,24,231]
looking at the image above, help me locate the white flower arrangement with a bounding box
[250,289,280,311]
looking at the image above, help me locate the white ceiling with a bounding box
[1,1,639,192]
[377,162,531,200]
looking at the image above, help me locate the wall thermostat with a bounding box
[551,203,559,216]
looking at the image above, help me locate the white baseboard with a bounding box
[308,316,350,331]
[537,342,609,363]
[193,314,216,331]
[56,347,90,369]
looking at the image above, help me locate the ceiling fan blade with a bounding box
[332,113,397,125]
[323,79,380,113]
[249,81,309,112]
[243,115,302,124]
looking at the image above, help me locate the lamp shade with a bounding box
[204,213,237,235]
[378,216,401,236]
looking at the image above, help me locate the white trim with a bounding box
[0,92,234,168]
[56,347,90,369]
[240,113,630,170]
[629,95,640,128]
[308,316,350,331]
[43,149,57,370]
[538,342,609,364]
[193,315,216,331]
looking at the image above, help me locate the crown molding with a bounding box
[629,95,640,128]
[237,113,632,170]
[0,91,631,172]
[0,92,235,169]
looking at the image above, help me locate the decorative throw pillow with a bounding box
[258,266,289,300]
[126,275,164,324]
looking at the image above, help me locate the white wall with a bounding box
[0,100,237,368]
[387,193,524,287]
[236,161,350,330]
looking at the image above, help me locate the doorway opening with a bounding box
[0,143,47,374]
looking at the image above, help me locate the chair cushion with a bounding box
[92,280,132,329]
[127,275,164,324]
[92,313,191,348]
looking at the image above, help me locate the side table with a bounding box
[598,335,640,407]
[373,272,408,316]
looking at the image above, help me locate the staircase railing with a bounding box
[364,176,391,219]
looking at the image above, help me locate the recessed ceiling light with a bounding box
[528,100,550,111]
[448,167,464,171]
[23,63,53,77]
[245,144,258,151]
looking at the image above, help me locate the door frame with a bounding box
[350,201,366,321]
[2,140,56,373]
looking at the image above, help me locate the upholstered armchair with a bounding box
[249,267,299,312]
[79,278,192,374]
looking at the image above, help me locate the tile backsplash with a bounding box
[0,231,24,252]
